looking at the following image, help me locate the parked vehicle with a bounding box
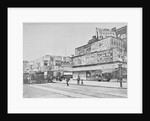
[30,72,46,84]
[44,71,54,83]
[96,73,113,82]
[44,71,62,82]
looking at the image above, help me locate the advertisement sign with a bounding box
[97,38,111,52]
[111,37,126,50]
[90,53,97,64]
[73,56,82,66]
[75,43,93,56]
[75,46,86,56]
[97,49,113,63]
[116,26,127,41]
[85,53,97,65]
[91,42,99,52]
[91,37,112,53]
[85,54,91,64]
[112,48,127,62]
[85,46,91,54]
[81,55,86,65]
[112,48,119,61]
[96,28,116,40]
[73,52,97,66]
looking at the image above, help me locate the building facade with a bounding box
[23,60,29,73]
[23,55,73,74]
[72,26,127,81]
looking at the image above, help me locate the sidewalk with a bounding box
[56,79,127,89]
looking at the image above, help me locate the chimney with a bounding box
[92,36,96,40]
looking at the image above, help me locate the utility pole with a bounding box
[118,64,123,87]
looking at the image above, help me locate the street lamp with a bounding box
[118,63,123,87]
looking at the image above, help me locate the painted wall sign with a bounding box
[97,49,113,63]
[73,56,82,66]
[116,26,127,41]
[112,48,127,62]
[96,28,116,40]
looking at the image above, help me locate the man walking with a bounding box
[81,79,84,85]
[77,75,80,85]
[66,76,70,86]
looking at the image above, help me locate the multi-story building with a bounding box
[72,26,127,81]
[25,55,72,74]
[23,60,29,73]
[24,61,34,74]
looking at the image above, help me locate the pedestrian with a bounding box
[77,75,80,85]
[81,79,84,85]
[66,76,70,86]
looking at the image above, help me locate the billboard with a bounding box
[73,56,82,66]
[75,46,86,56]
[84,53,97,65]
[112,48,127,62]
[73,52,97,66]
[116,26,127,41]
[75,43,93,56]
[96,28,116,40]
[110,37,126,50]
[91,41,99,52]
[81,55,86,65]
[91,37,111,52]
[85,46,91,54]
[97,49,113,63]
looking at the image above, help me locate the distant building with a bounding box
[23,60,29,73]
[24,55,73,74]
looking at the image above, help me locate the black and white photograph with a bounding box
[8,8,142,113]
[23,23,127,98]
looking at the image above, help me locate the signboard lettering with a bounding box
[97,49,113,63]
[96,28,116,40]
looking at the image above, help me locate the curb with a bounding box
[56,81,127,89]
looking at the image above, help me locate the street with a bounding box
[23,81,127,98]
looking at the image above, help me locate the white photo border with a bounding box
[8,8,142,113]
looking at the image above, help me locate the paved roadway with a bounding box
[23,82,127,98]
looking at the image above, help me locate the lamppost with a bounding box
[118,63,123,87]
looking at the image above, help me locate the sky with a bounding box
[23,23,127,61]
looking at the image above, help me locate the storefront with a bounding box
[72,62,127,81]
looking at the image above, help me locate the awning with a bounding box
[101,68,116,73]
[72,63,119,72]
